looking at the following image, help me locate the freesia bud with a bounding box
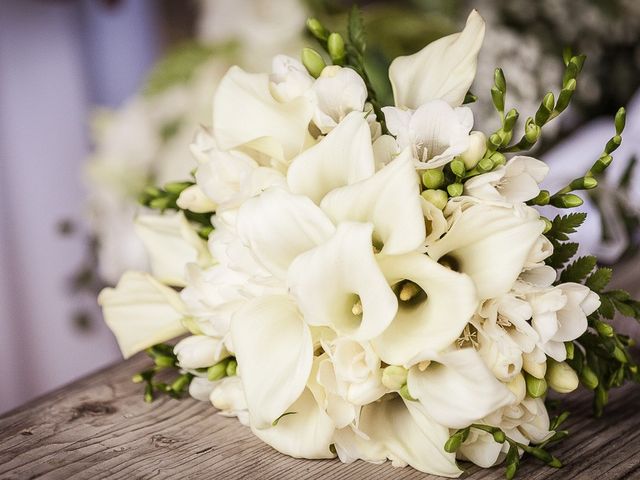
[174,335,226,369]
[460,131,487,169]
[506,372,526,403]
[382,365,408,390]
[615,107,626,135]
[523,353,547,378]
[447,183,463,197]
[207,360,228,381]
[177,185,217,213]
[546,360,579,393]
[476,157,494,173]
[399,383,417,401]
[550,193,583,208]
[524,122,541,143]
[450,159,466,177]
[327,33,346,64]
[421,189,448,210]
[301,48,326,78]
[306,18,328,41]
[525,373,547,398]
[422,169,445,189]
[580,366,599,390]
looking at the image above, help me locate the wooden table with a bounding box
[1,354,639,480]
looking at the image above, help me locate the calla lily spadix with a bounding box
[288,222,398,341]
[389,10,485,109]
[372,252,477,366]
[231,294,313,429]
[98,271,187,358]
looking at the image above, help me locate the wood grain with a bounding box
[0,354,638,480]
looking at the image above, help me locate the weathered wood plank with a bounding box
[0,354,638,480]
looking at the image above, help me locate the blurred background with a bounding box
[1,0,639,414]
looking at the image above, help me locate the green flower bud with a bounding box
[399,383,417,401]
[492,430,506,443]
[525,373,547,398]
[524,122,541,143]
[149,196,172,211]
[208,360,228,381]
[491,87,504,113]
[477,157,494,173]
[450,159,466,177]
[565,342,575,360]
[542,216,553,234]
[226,358,238,376]
[301,48,326,78]
[546,360,579,394]
[615,107,626,135]
[143,186,162,197]
[595,320,614,337]
[447,183,463,197]
[306,18,328,41]
[144,384,154,403]
[580,366,599,390]
[605,135,622,154]
[154,355,176,368]
[550,193,583,208]
[164,181,193,195]
[543,92,555,111]
[444,432,464,453]
[531,190,550,206]
[421,189,448,210]
[488,132,502,149]
[132,373,144,384]
[327,33,346,64]
[490,151,506,167]
[171,374,191,393]
[382,365,408,390]
[422,169,444,189]
[494,68,506,93]
[613,346,628,364]
[503,109,519,132]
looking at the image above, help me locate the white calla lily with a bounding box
[389,10,485,109]
[252,388,335,459]
[231,294,313,429]
[134,211,211,287]
[407,348,515,429]
[236,188,335,278]
[320,149,425,254]
[372,252,477,366]
[287,111,376,203]
[288,222,397,341]
[383,101,473,169]
[464,156,549,204]
[427,199,545,299]
[98,271,187,358]
[359,396,461,477]
[213,66,314,162]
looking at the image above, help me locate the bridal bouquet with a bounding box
[99,9,640,478]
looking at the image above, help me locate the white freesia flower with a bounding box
[389,10,485,109]
[269,55,314,103]
[464,156,549,203]
[98,271,187,358]
[176,184,217,213]
[383,100,473,169]
[209,376,250,425]
[173,335,228,369]
[427,198,545,299]
[213,66,314,163]
[134,211,212,287]
[312,66,368,134]
[189,377,219,403]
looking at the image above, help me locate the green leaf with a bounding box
[585,268,613,293]
[348,6,366,58]
[559,256,597,283]
[547,213,587,241]
[546,241,578,269]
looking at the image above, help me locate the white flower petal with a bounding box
[389,10,485,109]
[288,222,397,341]
[312,66,368,133]
[287,111,376,204]
[213,66,314,162]
[134,211,210,287]
[236,188,335,278]
[98,272,187,358]
[427,200,545,299]
[231,295,313,429]
[407,348,515,429]
[359,396,461,477]
[372,252,477,366]
[252,388,335,459]
[320,149,425,254]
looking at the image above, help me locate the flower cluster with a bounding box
[99,9,639,478]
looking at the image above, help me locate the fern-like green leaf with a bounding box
[559,255,597,283]
[546,242,578,269]
[348,6,366,58]
[547,213,587,241]
[585,268,613,293]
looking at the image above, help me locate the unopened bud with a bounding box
[301,48,326,78]
[503,109,519,132]
[382,365,408,390]
[207,361,228,382]
[450,159,466,177]
[447,183,463,197]
[542,216,553,234]
[477,157,494,173]
[421,189,448,210]
[494,68,506,93]
[550,193,583,208]
[531,190,550,206]
[595,320,614,337]
[306,18,328,41]
[399,383,417,401]
[460,131,487,169]
[523,353,547,378]
[177,184,217,213]
[546,360,579,394]
[422,169,444,189]
[226,358,238,376]
[507,373,526,403]
[327,33,345,64]
[615,107,626,135]
[490,151,506,167]
[524,122,541,143]
[525,373,547,398]
[580,366,599,390]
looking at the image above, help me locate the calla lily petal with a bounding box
[287,111,376,204]
[134,211,211,287]
[407,348,515,429]
[213,66,314,162]
[231,294,313,429]
[320,149,425,254]
[359,396,462,477]
[98,271,187,358]
[288,222,397,341]
[372,252,477,366]
[389,10,485,109]
[427,200,545,299]
[236,188,335,278]
[252,388,335,459]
